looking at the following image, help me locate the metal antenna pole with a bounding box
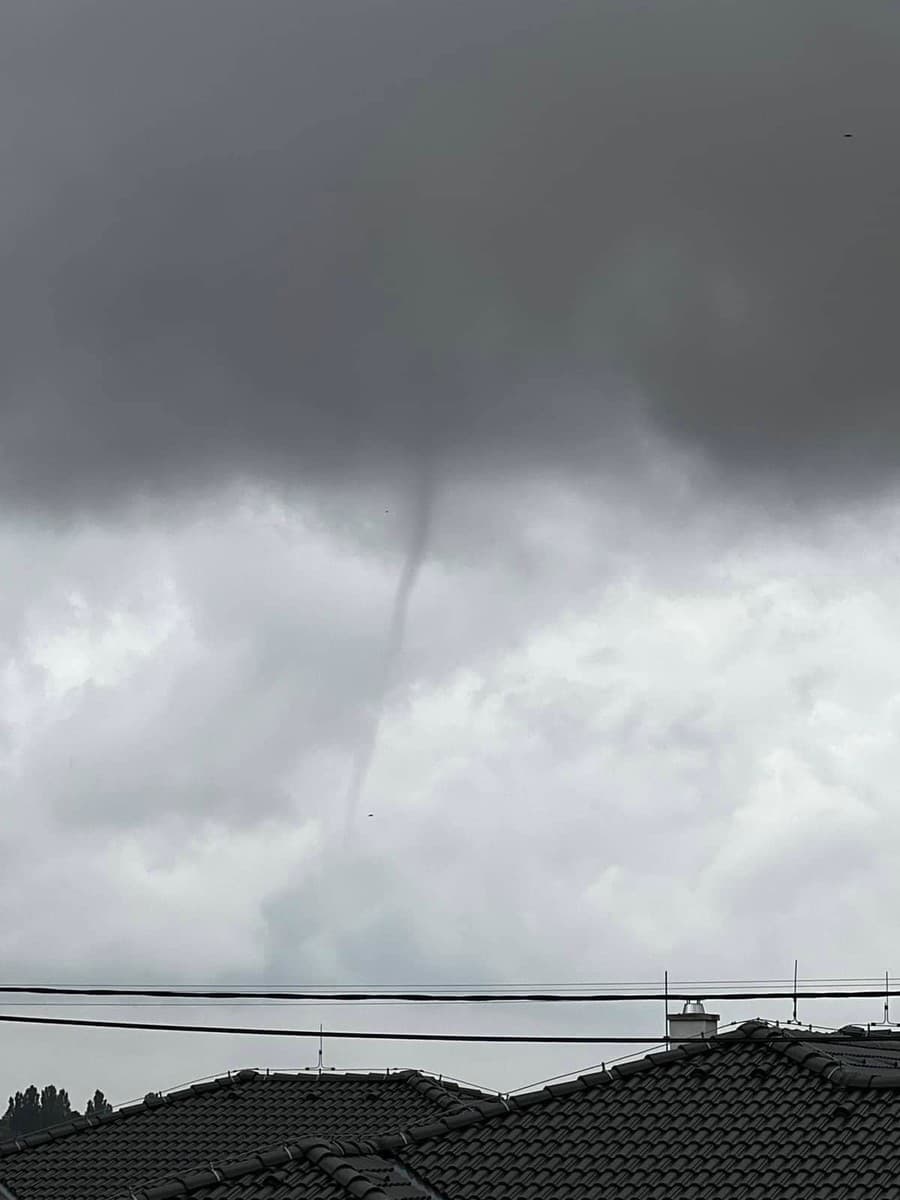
[789,959,799,1024]
[664,970,670,1041]
[885,972,890,1025]
[317,1024,324,1073]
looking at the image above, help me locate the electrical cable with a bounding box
[0,1014,671,1042]
[0,1001,539,1008]
[0,1011,889,1044]
[6,976,893,989]
[0,985,897,1001]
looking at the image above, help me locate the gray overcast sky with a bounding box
[1,0,900,1106]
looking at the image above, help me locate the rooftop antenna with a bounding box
[793,958,799,1023]
[867,970,899,1029]
[786,959,801,1025]
[870,970,897,1028]
[885,971,891,1026]
[317,1024,324,1074]
[664,970,670,1040]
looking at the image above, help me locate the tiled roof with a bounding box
[9,1021,900,1199]
[390,1021,900,1198]
[117,1021,900,1200]
[0,1069,490,1200]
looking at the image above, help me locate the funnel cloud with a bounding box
[342,463,435,835]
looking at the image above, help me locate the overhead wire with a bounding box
[4,975,894,990]
[0,979,893,1045]
[0,984,896,1001]
[0,1011,889,1044]
[0,1001,548,1008]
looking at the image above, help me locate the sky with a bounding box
[1,0,900,1106]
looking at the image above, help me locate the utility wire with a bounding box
[0,1001,552,1008]
[0,985,897,1002]
[0,1014,669,1043]
[7,976,893,989]
[0,1012,889,1044]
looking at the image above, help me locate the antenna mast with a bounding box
[786,959,800,1025]
[885,971,891,1025]
[664,970,669,1038]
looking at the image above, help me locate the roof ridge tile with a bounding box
[126,1143,316,1199]
[743,1023,900,1091]
[399,1071,488,1114]
[126,1135,443,1200]
[304,1141,394,1199]
[544,1078,587,1098]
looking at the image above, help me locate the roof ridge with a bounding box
[377,1033,727,1146]
[0,1070,261,1160]
[121,1136,430,1200]
[304,1139,439,1199]
[399,1071,496,1113]
[731,1021,900,1089]
[120,1138,336,1200]
[261,1069,415,1083]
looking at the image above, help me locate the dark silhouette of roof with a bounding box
[7,1022,900,1198]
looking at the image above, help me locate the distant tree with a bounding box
[40,1085,73,1126]
[0,1084,77,1137]
[85,1089,113,1118]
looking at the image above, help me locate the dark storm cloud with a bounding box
[2,0,899,511]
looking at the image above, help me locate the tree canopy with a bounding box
[0,1084,113,1137]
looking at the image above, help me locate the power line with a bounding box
[0,1011,889,1044]
[3,974,897,993]
[0,985,897,1002]
[0,1013,667,1042]
[0,1001,547,1008]
[21,977,900,985]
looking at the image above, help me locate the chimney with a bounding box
[667,998,719,1043]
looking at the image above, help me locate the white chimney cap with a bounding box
[667,997,719,1042]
